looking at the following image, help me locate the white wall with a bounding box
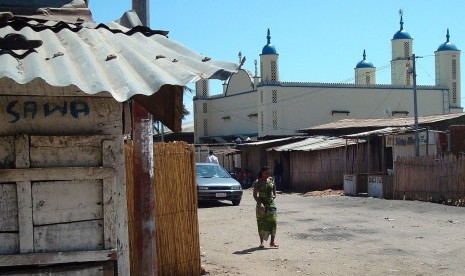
[195,81,447,140]
[260,83,445,136]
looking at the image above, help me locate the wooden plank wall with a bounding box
[124,140,137,275]
[287,143,379,193]
[0,134,128,275]
[394,155,465,205]
[0,95,122,136]
[125,141,200,276]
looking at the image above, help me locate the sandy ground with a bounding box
[198,189,465,276]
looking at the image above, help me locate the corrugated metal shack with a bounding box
[300,113,465,197]
[267,136,368,192]
[0,1,237,275]
[343,127,448,198]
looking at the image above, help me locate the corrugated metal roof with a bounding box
[342,127,416,138]
[154,121,194,137]
[267,136,365,152]
[300,113,465,132]
[0,13,238,102]
[238,137,302,146]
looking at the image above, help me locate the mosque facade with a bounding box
[193,16,462,143]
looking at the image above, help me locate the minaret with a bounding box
[391,11,413,86]
[253,59,260,89]
[355,50,376,85]
[195,78,210,98]
[435,29,461,112]
[259,29,279,83]
[194,78,210,143]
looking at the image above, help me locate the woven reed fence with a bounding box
[125,141,200,275]
[394,155,465,206]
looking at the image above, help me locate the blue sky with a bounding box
[89,1,465,123]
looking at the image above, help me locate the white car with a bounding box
[196,163,243,206]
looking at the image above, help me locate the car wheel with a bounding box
[231,199,241,206]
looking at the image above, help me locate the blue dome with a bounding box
[356,60,374,69]
[355,50,374,69]
[392,14,412,40]
[261,29,278,55]
[437,29,459,51]
[393,30,412,40]
[437,42,458,51]
[262,44,277,55]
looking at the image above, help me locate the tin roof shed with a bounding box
[0,3,238,131]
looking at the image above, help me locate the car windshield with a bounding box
[196,164,231,178]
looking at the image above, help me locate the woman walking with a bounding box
[253,166,278,248]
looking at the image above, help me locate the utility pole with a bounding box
[411,54,420,157]
[131,1,157,276]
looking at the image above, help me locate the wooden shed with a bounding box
[343,127,448,199]
[0,2,236,275]
[266,136,370,192]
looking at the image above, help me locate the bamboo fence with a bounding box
[125,141,200,275]
[153,142,199,276]
[394,155,465,206]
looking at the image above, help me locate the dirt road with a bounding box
[198,190,465,275]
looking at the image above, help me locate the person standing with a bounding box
[205,150,219,164]
[253,166,278,248]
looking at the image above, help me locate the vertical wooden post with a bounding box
[367,136,371,176]
[15,135,33,253]
[131,2,157,275]
[131,102,157,276]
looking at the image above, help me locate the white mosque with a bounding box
[193,15,462,143]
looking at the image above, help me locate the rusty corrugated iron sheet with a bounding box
[267,136,365,152]
[342,127,417,138]
[238,136,304,146]
[0,13,238,102]
[0,0,93,23]
[300,113,465,132]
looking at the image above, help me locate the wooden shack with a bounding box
[0,2,237,275]
[0,72,130,276]
[266,136,369,192]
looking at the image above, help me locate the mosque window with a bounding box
[260,90,264,104]
[452,60,457,80]
[406,74,410,86]
[272,110,277,130]
[271,61,277,82]
[272,90,277,103]
[452,82,457,103]
[203,103,207,113]
[403,42,410,58]
[366,75,371,85]
[203,119,208,136]
[260,111,264,131]
[202,79,208,97]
